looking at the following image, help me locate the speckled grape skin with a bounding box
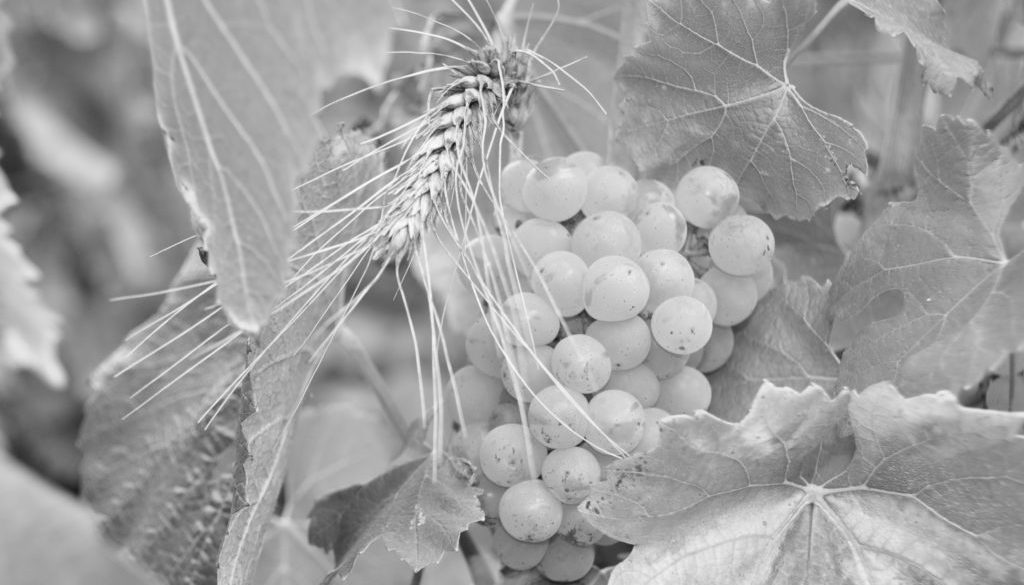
[551,335,612,394]
[638,249,696,313]
[582,256,650,322]
[585,316,651,370]
[537,536,596,582]
[585,389,645,453]
[635,201,689,252]
[492,523,549,570]
[571,211,643,264]
[700,267,758,326]
[605,364,662,407]
[650,295,714,355]
[480,424,548,487]
[528,386,589,448]
[523,158,588,221]
[498,479,564,543]
[674,165,740,229]
[657,367,712,415]
[557,504,604,546]
[708,214,775,276]
[634,407,670,454]
[541,446,601,504]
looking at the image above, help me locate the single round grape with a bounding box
[512,218,572,270]
[585,316,651,370]
[689,279,719,319]
[528,386,589,449]
[466,318,503,377]
[499,479,564,543]
[566,150,603,171]
[489,402,522,428]
[502,292,561,346]
[753,260,775,300]
[522,158,588,221]
[530,251,588,317]
[541,446,602,504]
[635,202,689,252]
[551,334,613,394]
[558,504,604,546]
[643,341,690,381]
[657,367,712,415]
[604,364,661,407]
[583,165,638,216]
[585,389,645,453]
[650,295,714,355]
[447,366,504,426]
[697,325,734,374]
[537,536,596,582]
[500,158,534,213]
[638,249,696,313]
[478,475,505,520]
[633,407,670,454]
[700,268,758,326]
[583,256,650,322]
[708,214,775,276]
[492,523,548,570]
[480,424,548,487]
[674,165,740,229]
[571,211,643,264]
[635,179,674,207]
[501,345,555,402]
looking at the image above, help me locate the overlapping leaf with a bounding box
[848,0,984,96]
[308,456,483,584]
[616,0,867,219]
[143,0,387,331]
[583,382,1024,585]
[831,117,1024,396]
[708,278,839,421]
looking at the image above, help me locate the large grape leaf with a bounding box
[616,0,867,219]
[218,133,382,585]
[79,258,246,585]
[848,0,984,96]
[583,382,1024,585]
[708,278,839,421]
[308,455,483,584]
[831,117,1024,396]
[0,169,65,388]
[143,0,385,332]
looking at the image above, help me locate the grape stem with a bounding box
[788,0,850,63]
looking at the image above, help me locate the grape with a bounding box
[466,318,502,377]
[634,407,670,454]
[657,367,712,415]
[537,536,596,582]
[583,256,650,322]
[499,204,531,230]
[583,165,638,216]
[541,446,602,504]
[500,158,534,213]
[512,218,572,270]
[501,345,555,402]
[450,363,496,424]
[650,295,714,355]
[551,334,613,394]
[643,341,689,380]
[635,179,674,207]
[638,249,696,312]
[492,523,548,570]
[584,317,651,371]
[480,423,547,486]
[489,402,522,428]
[689,279,718,319]
[450,422,488,463]
[478,475,505,520]
[634,202,689,252]
[585,389,645,452]
[522,158,588,221]
[832,208,862,254]
[571,211,643,264]
[460,235,516,288]
[752,260,775,300]
[566,150,603,170]
[528,386,589,448]
[674,165,740,228]
[499,479,563,543]
[604,364,661,407]
[502,292,560,346]
[558,504,604,546]
[530,251,588,317]
[697,325,734,374]
[708,215,775,276]
[701,268,758,326]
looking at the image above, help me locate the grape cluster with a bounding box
[449,153,776,582]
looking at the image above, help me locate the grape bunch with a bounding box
[447,153,777,582]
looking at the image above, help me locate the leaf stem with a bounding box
[789,0,850,63]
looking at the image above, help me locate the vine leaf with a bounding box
[218,133,381,585]
[142,0,381,332]
[708,277,838,422]
[308,456,483,584]
[831,117,1024,396]
[0,170,65,388]
[616,0,867,219]
[848,0,986,96]
[583,382,1024,585]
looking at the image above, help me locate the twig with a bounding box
[789,0,850,63]
[984,81,1024,132]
